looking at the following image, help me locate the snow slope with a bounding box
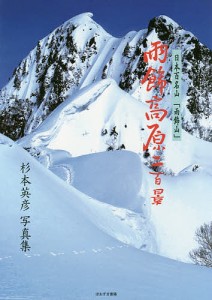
[0,135,212,300]
[0,134,156,254]
[37,145,212,262]
[19,79,147,156]
[142,163,212,260]
[19,78,212,174]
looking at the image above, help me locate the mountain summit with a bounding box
[0,13,211,142]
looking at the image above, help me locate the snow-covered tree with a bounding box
[189,222,212,268]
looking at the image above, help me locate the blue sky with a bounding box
[0,0,211,88]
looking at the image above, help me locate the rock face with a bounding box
[0,13,211,141]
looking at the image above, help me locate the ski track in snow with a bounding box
[0,244,129,261]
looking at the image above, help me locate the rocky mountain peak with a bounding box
[0,13,211,142]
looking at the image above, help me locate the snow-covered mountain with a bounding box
[0,13,211,141]
[1,134,212,300]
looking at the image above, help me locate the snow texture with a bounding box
[0,135,212,299]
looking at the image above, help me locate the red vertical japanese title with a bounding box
[141,41,168,205]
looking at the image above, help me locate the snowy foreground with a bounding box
[0,247,212,300]
[0,135,212,299]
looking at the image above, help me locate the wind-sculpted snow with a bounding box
[0,134,157,254]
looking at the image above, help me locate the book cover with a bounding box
[0,0,211,299]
